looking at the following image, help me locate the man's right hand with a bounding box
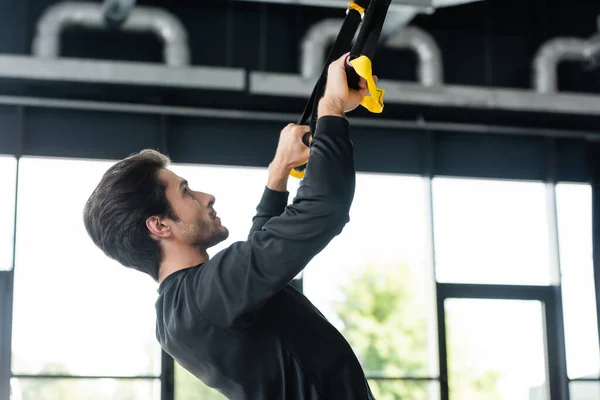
[318,52,375,118]
[272,123,311,172]
[267,123,310,190]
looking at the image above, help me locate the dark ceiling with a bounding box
[1,0,600,131]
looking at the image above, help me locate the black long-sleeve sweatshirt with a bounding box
[155,116,375,399]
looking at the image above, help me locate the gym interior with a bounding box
[1,0,600,399]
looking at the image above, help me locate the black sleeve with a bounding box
[247,187,289,239]
[190,116,356,329]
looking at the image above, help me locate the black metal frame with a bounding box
[11,374,160,380]
[0,271,13,400]
[591,142,600,378]
[436,283,569,400]
[0,97,598,400]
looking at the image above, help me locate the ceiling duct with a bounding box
[533,34,600,93]
[385,26,443,87]
[32,1,190,66]
[301,23,443,85]
[0,1,245,90]
[300,19,345,79]
[298,0,479,79]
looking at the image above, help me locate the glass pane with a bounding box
[11,157,162,376]
[303,173,438,377]
[11,377,160,400]
[433,177,552,285]
[175,362,227,400]
[0,155,17,271]
[570,381,600,400]
[556,183,600,379]
[367,379,439,400]
[445,299,549,400]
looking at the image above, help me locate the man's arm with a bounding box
[247,162,292,239]
[189,55,369,329]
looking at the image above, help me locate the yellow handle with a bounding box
[290,167,306,179]
[349,55,385,113]
[289,57,384,178]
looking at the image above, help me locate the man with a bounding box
[83,53,376,399]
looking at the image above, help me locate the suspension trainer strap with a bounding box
[346,0,392,113]
[290,1,367,179]
[297,1,368,130]
[291,0,390,178]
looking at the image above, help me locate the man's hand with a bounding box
[318,52,375,118]
[267,123,311,191]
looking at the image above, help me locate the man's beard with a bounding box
[183,218,229,249]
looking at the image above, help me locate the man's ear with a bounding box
[146,215,172,240]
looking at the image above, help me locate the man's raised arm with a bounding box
[190,54,372,329]
[246,128,311,239]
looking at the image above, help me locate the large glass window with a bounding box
[9,154,599,400]
[367,379,440,400]
[556,183,600,380]
[303,173,438,395]
[11,157,162,398]
[569,381,600,400]
[0,155,17,271]
[445,299,550,400]
[432,177,552,285]
[11,377,161,400]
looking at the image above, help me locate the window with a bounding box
[569,381,600,400]
[0,155,17,271]
[11,377,161,400]
[174,365,226,400]
[556,183,600,380]
[11,157,161,398]
[445,299,550,400]
[432,177,552,285]
[303,173,438,394]
[367,379,440,400]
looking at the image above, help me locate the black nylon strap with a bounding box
[346,0,392,90]
[293,0,390,176]
[297,6,364,132]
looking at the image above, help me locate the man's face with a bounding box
[158,168,229,249]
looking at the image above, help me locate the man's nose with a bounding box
[200,192,215,207]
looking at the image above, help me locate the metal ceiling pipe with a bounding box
[32,1,190,67]
[301,21,443,87]
[385,25,443,86]
[298,13,421,79]
[533,35,600,93]
[300,19,346,79]
[380,8,419,38]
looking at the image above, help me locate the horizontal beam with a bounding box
[0,94,598,141]
[0,55,245,90]
[2,55,600,119]
[234,0,434,11]
[367,376,440,381]
[568,377,600,382]
[250,72,600,116]
[437,283,555,301]
[12,374,160,380]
